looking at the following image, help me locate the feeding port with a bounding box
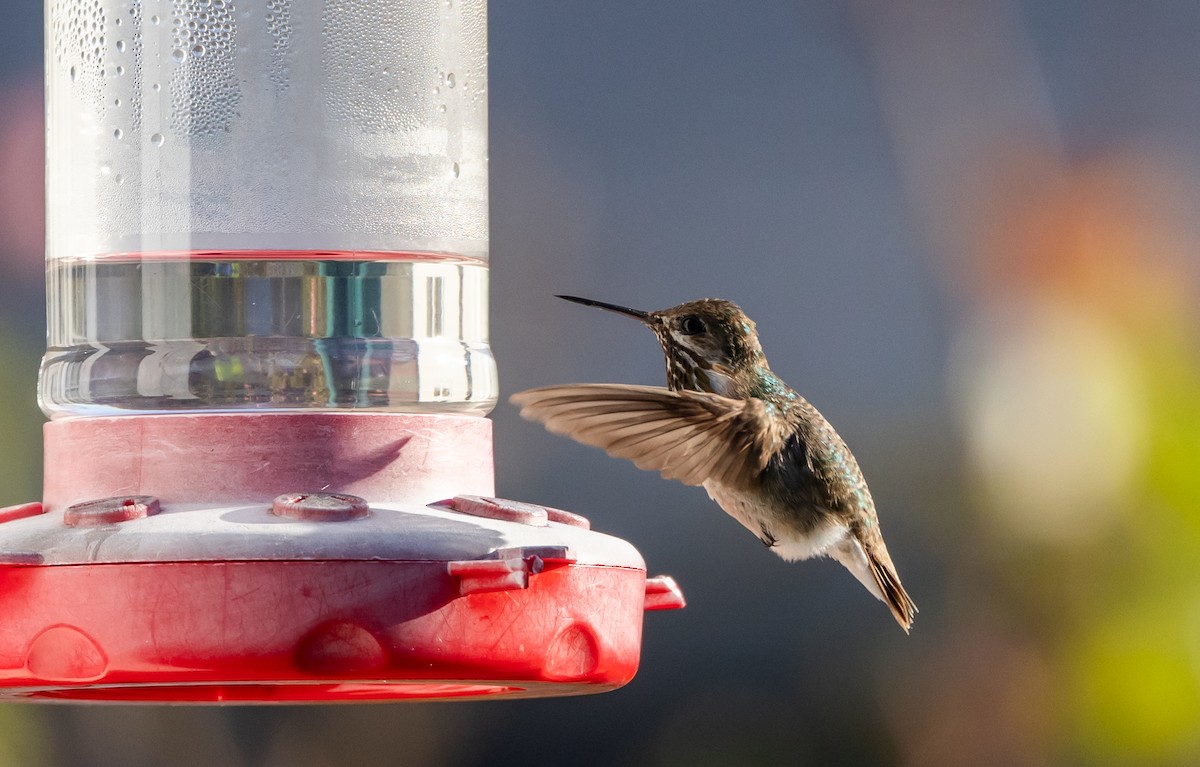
[0,0,683,703]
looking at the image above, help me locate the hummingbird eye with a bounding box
[679,315,706,336]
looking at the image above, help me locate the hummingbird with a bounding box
[510,295,917,631]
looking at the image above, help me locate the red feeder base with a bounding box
[0,413,684,703]
[1,560,661,702]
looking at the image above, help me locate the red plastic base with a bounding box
[0,412,684,703]
[0,559,646,702]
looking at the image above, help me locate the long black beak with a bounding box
[557,295,655,324]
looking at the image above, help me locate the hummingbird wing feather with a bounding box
[511,384,787,489]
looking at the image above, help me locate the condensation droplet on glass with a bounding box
[452,161,460,178]
[192,43,205,56]
[116,40,126,52]
[152,82,161,91]
[69,65,77,81]
[438,104,446,113]
[172,48,185,62]
[150,133,164,147]
[114,174,124,185]
[113,128,123,140]
[447,72,455,88]
[115,65,125,75]
[151,14,160,25]
[114,97,122,107]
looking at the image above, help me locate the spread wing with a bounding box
[510,383,787,489]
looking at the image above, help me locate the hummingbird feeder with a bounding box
[0,0,683,703]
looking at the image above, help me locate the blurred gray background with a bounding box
[3,1,1200,765]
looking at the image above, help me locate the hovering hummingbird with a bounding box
[510,295,917,631]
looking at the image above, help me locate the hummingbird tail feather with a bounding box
[830,537,917,633]
[867,551,917,633]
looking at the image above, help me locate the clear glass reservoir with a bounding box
[41,0,494,418]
